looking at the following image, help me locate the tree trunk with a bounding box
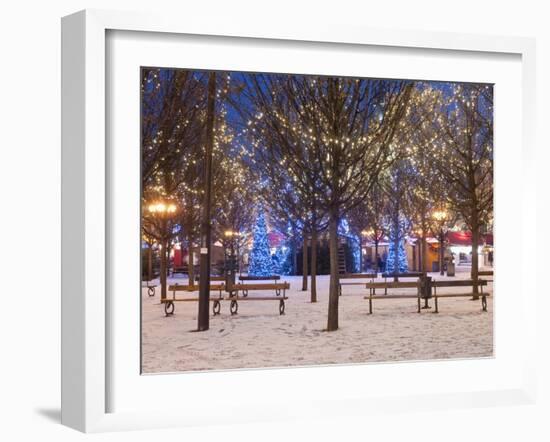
[310,229,317,303]
[439,230,445,276]
[160,240,168,301]
[359,236,363,273]
[393,218,399,282]
[292,241,298,275]
[471,224,480,299]
[327,208,340,331]
[236,242,241,275]
[393,230,399,282]
[197,71,216,332]
[301,235,308,291]
[374,239,379,273]
[147,244,153,282]
[187,232,194,286]
[420,234,428,273]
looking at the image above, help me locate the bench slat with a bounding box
[227,296,288,301]
[381,272,423,278]
[435,293,491,298]
[168,284,225,291]
[161,297,222,303]
[366,282,419,289]
[432,280,487,288]
[364,295,420,300]
[238,275,281,281]
[233,283,289,290]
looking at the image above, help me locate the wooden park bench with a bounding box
[338,273,377,296]
[238,275,281,284]
[236,275,283,297]
[162,283,225,316]
[364,280,423,314]
[478,270,494,282]
[431,279,489,313]
[227,282,290,315]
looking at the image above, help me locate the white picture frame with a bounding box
[61,9,537,433]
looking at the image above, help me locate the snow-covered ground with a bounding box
[141,267,493,373]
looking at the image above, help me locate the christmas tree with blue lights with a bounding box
[385,222,408,274]
[272,245,291,275]
[248,210,275,276]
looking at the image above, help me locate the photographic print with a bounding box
[140,68,493,374]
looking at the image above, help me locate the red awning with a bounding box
[446,231,493,246]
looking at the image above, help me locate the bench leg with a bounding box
[230,299,238,315]
[279,299,285,315]
[481,295,487,312]
[417,296,421,313]
[164,301,174,316]
[369,297,373,315]
[434,295,439,314]
[339,284,342,297]
[212,300,221,316]
[148,286,155,297]
[276,288,281,297]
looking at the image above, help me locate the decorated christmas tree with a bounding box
[385,222,408,274]
[248,210,275,276]
[272,246,291,275]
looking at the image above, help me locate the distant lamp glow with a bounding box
[361,228,375,237]
[432,209,448,222]
[147,201,178,216]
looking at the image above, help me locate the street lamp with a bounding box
[148,202,177,215]
[147,200,178,300]
[432,209,449,276]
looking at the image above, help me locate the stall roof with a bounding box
[446,231,493,246]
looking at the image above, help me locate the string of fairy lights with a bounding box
[141,70,493,260]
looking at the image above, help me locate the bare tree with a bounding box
[141,68,206,188]
[211,150,257,271]
[250,147,326,302]
[426,83,493,297]
[239,74,412,330]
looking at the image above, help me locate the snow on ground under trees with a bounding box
[141,267,493,374]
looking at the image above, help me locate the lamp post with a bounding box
[147,201,177,300]
[432,209,449,276]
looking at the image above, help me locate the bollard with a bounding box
[421,274,432,309]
